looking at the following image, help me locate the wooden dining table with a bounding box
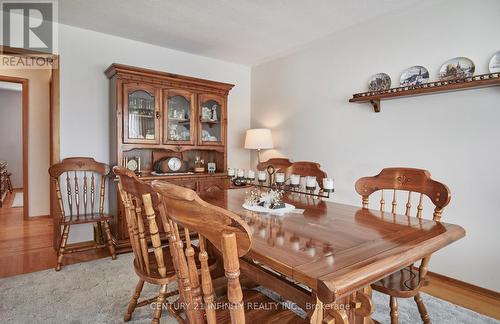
[199,188,465,323]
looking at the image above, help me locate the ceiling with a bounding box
[60,0,420,66]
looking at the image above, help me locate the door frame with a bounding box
[0,46,60,229]
[0,75,29,219]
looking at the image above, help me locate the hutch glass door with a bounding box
[123,83,160,144]
[198,94,224,145]
[164,90,195,145]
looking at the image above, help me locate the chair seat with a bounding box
[61,213,113,225]
[215,289,307,323]
[134,245,218,285]
[372,266,429,298]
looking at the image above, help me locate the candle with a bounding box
[276,235,284,246]
[237,169,244,178]
[290,174,300,186]
[322,178,334,190]
[138,157,141,172]
[247,170,255,179]
[258,171,267,181]
[227,168,235,176]
[275,172,285,183]
[306,176,316,188]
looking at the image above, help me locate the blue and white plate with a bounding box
[400,66,429,86]
[489,51,500,73]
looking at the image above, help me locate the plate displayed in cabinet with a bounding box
[439,57,475,81]
[400,66,429,86]
[489,51,500,73]
[368,73,391,91]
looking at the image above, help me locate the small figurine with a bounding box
[211,105,218,121]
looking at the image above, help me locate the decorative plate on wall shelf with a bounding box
[368,73,391,91]
[439,57,475,81]
[489,51,500,73]
[400,66,429,86]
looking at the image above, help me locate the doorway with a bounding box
[0,77,28,219]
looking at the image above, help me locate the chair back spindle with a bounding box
[48,157,116,271]
[49,157,110,223]
[355,167,451,296]
[114,167,172,279]
[355,168,450,221]
[152,180,252,324]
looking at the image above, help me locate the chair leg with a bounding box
[124,279,145,322]
[102,221,116,260]
[96,222,104,245]
[152,284,168,324]
[415,293,431,323]
[390,296,399,324]
[55,224,70,271]
[6,174,13,193]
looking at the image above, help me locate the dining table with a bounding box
[199,188,465,324]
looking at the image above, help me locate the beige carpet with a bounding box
[0,253,498,324]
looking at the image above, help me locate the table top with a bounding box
[200,188,465,303]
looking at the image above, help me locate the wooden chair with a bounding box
[256,158,293,172]
[6,172,13,193]
[355,168,451,324]
[114,166,185,323]
[48,157,116,271]
[285,161,328,190]
[152,180,306,323]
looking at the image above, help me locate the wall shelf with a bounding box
[349,73,500,112]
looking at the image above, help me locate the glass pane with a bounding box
[167,95,191,141]
[200,99,221,142]
[128,90,155,140]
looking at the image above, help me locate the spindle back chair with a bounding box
[152,180,306,323]
[355,167,451,324]
[285,161,328,190]
[256,158,293,173]
[114,166,182,323]
[48,157,116,271]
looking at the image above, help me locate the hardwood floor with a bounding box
[423,271,500,320]
[0,189,109,278]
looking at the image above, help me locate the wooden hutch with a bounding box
[106,63,234,249]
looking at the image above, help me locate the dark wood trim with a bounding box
[350,73,500,112]
[1,46,60,244]
[0,75,29,220]
[422,270,500,320]
[105,63,235,94]
[49,56,60,248]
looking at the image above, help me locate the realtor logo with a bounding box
[1,0,57,53]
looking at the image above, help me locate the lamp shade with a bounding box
[244,128,274,150]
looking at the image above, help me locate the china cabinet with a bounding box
[105,63,234,249]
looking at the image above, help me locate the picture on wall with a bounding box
[400,66,429,86]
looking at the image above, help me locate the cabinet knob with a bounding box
[156,111,160,119]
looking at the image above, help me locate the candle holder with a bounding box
[246,176,255,185]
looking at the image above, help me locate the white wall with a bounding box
[58,24,251,242]
[251,0,500,291]
[0,69,51,217]
[0,89,22,188]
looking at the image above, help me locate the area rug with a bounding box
[0,253,498,324]
[10,192,23,208]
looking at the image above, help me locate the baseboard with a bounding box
[423,270,500,320]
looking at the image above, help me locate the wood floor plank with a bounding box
[0,189,109,278]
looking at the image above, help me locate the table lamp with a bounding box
[244,128,274,163]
